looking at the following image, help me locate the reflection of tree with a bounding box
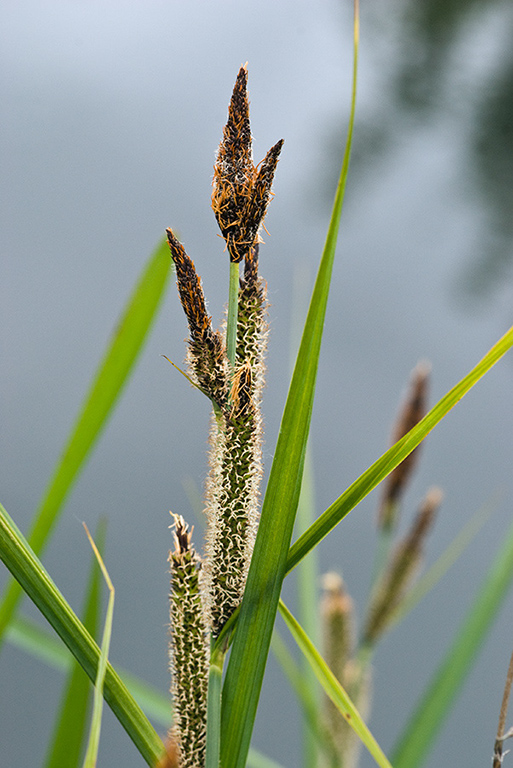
[395,0,497,112]
[395,0,513,300]
[321,0,513,301]
[467,51,513,296]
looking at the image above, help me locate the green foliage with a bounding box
[0,502,164,766]
[43,522,105,768]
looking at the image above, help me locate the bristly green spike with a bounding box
[168,515,209,768]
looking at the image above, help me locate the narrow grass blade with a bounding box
[0,239,171,642]
[391,514,513,768]
[219,8,360,768]
[271,629,337,767]
[287,324,513,574]
[44,522,105,768]
[82,525,115,768]
[290,266,321,768]
[0,503,164,767]
[294,450,322,768]
[279,599,392,768]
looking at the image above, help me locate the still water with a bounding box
[2,1,513,766]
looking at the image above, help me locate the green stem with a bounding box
[206,642,225,768]
[226,260,240,374]
[368,523,394,607]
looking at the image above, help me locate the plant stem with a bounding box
[226,260,240,375]
[205,642,225,768]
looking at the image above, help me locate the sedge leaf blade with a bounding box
[0,503,164,766]
[44,522,105,768]
[279,600,392,768]
[82,525,115,768]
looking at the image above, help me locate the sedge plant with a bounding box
[3,4,513,767]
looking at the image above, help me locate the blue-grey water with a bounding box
[2,1,513,766]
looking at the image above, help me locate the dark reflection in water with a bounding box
[322,0,513,302]
[469,50,513,296]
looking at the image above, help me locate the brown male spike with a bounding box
[166,228,229,410]
[212,65,284,263]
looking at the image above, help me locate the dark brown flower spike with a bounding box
[212,65,284,263]
[166,228,229,409]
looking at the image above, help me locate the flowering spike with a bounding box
[202,244,268,635]
[212,66,283,263]
[321,573,368,767]
[365,487,442,644]
[166,228,229,410]
[168,515,209,768]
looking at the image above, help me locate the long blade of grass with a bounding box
[294,450,322,768]
[271,629,337,767]
[219,7,360,768]
[286,323,513,574]
[279,599,392,768]
[82,525,115,768]
[0,239,171,643]
[44,522,105,768]
[0,503,164,767]
[290,268,321,768]
[391,514,513,768]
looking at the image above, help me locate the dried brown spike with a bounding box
[222,65,252,180]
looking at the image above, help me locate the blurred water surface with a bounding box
[2,1,513,766]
